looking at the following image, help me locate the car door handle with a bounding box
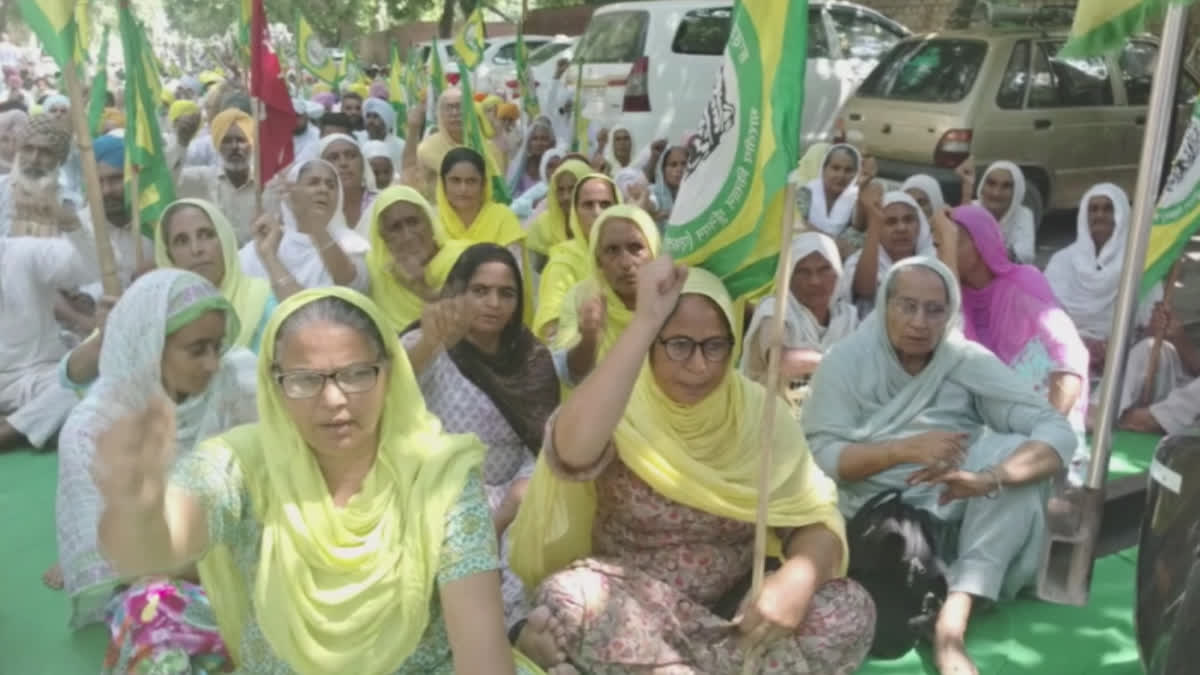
[1135,115,1147,125]
[1033,119,1052,130]
[848,113,862,121]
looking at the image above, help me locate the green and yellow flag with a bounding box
[1142,98,1200,295]
[387,46,407,138]
[340,46,362,88]
[296,12,338,86]
[18,0,88,70]
[515,20,539,118]
[570,61,587,153]
[663,0,808,300]
[237,0,251,62]
[457,58,510,205]
[87,26,109,138]
[1063,0,1192,57]
[119,4,175,237]
[453,7,486,71]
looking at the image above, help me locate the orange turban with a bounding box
[210,108,255,151]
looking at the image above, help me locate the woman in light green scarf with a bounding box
[89,287,543,674]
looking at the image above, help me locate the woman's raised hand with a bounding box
[91,394,177,517]
[634,255,688,327]
[421,292,474,350]
[252,212,284,261]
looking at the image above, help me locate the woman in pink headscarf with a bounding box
[935,204,1089,474]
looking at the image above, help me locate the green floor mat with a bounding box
[1103,430,1161,480]
[855,553,1141,674]
[0,450,108,674]
[2,432,1158,674]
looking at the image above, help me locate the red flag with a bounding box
[250,0,294,185]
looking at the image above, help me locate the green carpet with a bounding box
[0,433,1162,674]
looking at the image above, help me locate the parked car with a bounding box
[415,35,555,92]
[839,7,1199,225]
[480,35,578,99]
[568,0,909,152]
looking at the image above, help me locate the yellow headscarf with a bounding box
[526,159,592,257]
[366,186,472,332]
[196,288,488,673]
[549,203,656,353]
[532,174,623,339]
[154,199,271,349]
[168,100,200,125]
[435,147,525,246]
[509,268,848,589]
[210,108,255,151]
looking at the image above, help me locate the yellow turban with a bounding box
[210,108,255,151]
[101,107,126,130]
[168,100,200,125]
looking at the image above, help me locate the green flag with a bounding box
[120,4,175,237]
[18,0,88,70]
[87,26,109,138]
[570,61,587,153]
[296,12,338,86]
[515,21,539,118]
[1062,0,1194,57]
[1141,98,1200,295]
[663,0,808,300]
[428,37,446,130]
[456,58,511,205]
[453,7,486,71]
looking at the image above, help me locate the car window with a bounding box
[1030,42,1114,108]
[529,41,572,66]
[493,43,518,64]
[672,7,732,55]
[827,6,906,61]
[1118,41,1158,105]
[857,39,987,102]
[1180,73,1199,104]
[576,10,649,64]
[996,41,1031,110]
[808,8,831,58]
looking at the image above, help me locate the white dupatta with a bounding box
[804,143,861,237]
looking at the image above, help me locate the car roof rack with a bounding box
[960,2,1076,30]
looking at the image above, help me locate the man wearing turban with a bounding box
[361,97,404,177]
[165,100,201,181]
[82,134,151,290]
[292,97,319,160]
[0,113,73,237]
[176,107,259,243]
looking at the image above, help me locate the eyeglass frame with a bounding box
[655,335,735,363]
[271,360,388,400]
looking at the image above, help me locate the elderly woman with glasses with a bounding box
[507,258,874,674]
[803,258,1076,675]
[90,288,543,673]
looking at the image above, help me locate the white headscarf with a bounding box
[837,191,934,314]
[975,160,1037,264]
[805,143,861,237]
[239,158,369,289]
[506,115,557,196]
[742,232,858,374]
[56,269,257,627]
[1044,183,1158,337]
[901,174,946,215]
[362,140,394,187]
[314,132,378,192]
[603,123,650,174]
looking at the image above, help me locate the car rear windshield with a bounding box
[858,39,988,103]
[672,7,733,55]
[576,10,649,63]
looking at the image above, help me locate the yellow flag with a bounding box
[17,0,86,69]
[1063,0,1193,56]
[453,7,486,71]
[296,13,338,85]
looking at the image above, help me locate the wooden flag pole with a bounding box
[63,56,121,296]
[131,167,145,272]
[742,184,799,675]
[1140,260,1183,407]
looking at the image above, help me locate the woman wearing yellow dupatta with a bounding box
[554,204,659,385]
[415,88,465,196]
[154,198,276,352]
[509,259,873,674]
[90,288,544,674]
[436,146,526,247]
[366,185,471,332]
[525,158,592,265]
[532,173,622,340]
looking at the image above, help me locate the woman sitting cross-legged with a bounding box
[55,269,258,672]
[403,243,561,634]
[803,257,1077,675]
[509,258,875,674]
[91,288,543,673]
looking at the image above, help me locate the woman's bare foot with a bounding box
[42,562,63,590]
[934,632,978,675]
[517,606,570,670]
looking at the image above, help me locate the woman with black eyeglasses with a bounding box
[505,258,873,675]
[89,287,544,673]
[401,243,560,642]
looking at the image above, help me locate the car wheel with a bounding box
[1025,180,1046,231]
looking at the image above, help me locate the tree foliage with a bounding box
[163,0,372,45]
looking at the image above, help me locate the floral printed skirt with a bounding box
[103,577,233,675]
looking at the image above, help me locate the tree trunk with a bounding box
[438,0,455,38]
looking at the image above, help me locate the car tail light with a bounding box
[934,129,972,168]
[446,72,461,86]
[506,79,519,89]
[623,56,651,113]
